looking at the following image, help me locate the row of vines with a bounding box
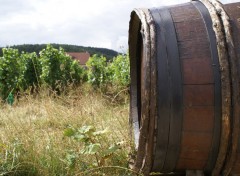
[0,44,130,101]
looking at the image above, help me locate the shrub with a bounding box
[39,44,85,92]
[109,53,130,88]
[0,48,24,100]
[86,55,110,88]
[21,52,41,91]
[86,53,130,89]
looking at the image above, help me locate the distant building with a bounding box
[67,52,90,66]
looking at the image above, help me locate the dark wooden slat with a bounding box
[179,148,209,161]
[231,154,240,173]
[191,1,222,174]
[184,85,214,106]
[172,3,215,172]
[180,132,212,152]
[178,40,210,59]
[170,4,200,22]
[177,131,212,168]
[183,106,214,133]
[182,58,214,84]
[177,159,206,170]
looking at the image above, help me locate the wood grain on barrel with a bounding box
[170,3,215,171]
[232,154,240,173]
[183,107,214,132]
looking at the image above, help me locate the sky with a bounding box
[0,0,239,52]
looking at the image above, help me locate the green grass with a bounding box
[0,86,136,175]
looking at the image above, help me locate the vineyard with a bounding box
[0,45,134,175]
[0,44,130,102]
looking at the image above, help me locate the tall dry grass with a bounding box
[0,86,135,175]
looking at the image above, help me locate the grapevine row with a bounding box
[0,44,130,101]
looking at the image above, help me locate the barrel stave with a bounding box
[169,3,217,172]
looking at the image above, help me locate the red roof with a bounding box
[67,52,90,65]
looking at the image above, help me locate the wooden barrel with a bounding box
[129,1,240,175]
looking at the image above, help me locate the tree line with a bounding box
[0,44,119,60]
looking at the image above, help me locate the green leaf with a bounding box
[65,152,77,169]
[102,144,121,157]
[93,128,108,136]
[81,143,101,155]
[78,125,95,135]
[63,128,75,137]
[73,134,87,142]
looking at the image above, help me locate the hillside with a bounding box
[0,44,119,59]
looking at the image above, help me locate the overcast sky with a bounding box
[0,0,238,52]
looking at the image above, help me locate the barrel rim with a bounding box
[129,8,156,174]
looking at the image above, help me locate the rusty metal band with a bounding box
[192,1,222,174]
[150,7,183,173]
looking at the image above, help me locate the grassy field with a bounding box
[0,86,135,176]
